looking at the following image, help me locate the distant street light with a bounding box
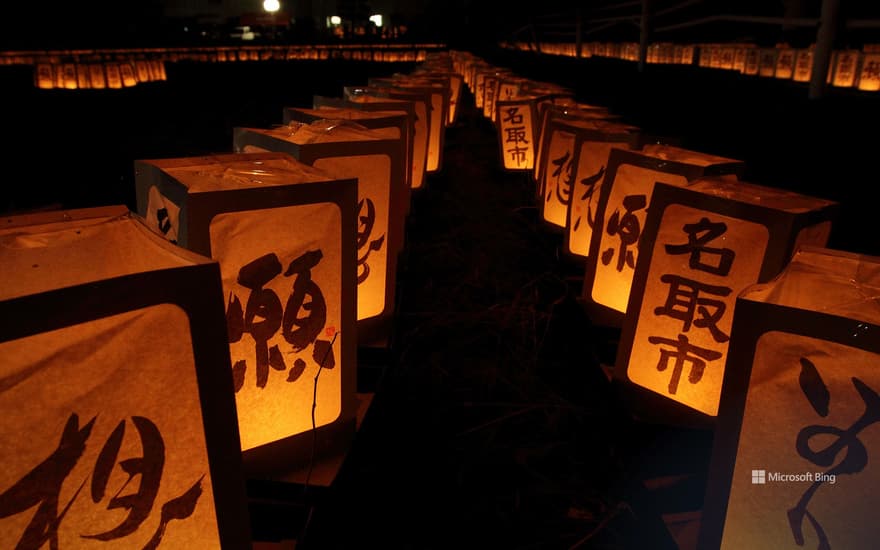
[263,0,280,13]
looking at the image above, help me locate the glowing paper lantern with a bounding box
[0,206,250,548]
[325,91,426,191]
[857,54,880,91]
[793,49,814,82]
[533,103,613,189]
[564,121,641,259]
[534,106,618,207]
[232,124,405,346]
[759,49,779,77]
[284,104,412,222]
[346,86,432,185]
[495,94,540,171]
[832,50,860,88]
[743,49,760,76]
[89,64,107,89]
[698,247,880,550]
[581,145,744,326]
[105,63,123,89]
[368,78,449,173]
[775,49,796,79]
[34,64,54,89]
[413,69,464,125]
[615,179,838,423]
[134,152,358,471]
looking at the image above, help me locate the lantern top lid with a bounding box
[687,177,837,213]
[637,144,742,166]
[248,121,399,145]
[740,247,880,325]
[140,152,339,193]
[0,206,213,301]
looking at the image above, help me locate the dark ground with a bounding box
[282,88,712,549]
[2,50,877,549]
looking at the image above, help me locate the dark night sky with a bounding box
[4,1,880,50]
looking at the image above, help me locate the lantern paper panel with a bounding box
[134,152,358,463]
[345,86,429,190]
[793,49,814,82]
[615,179,837,422]
[495,96,538,171]
[564,123,641,259]
[0,207,250,549]
[698,247,880,550]
[231,125,404,340]
[583,146,745,325]
[858,54,880,91]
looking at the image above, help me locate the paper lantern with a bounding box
[775,49,796,79]
[857,54,880,91]
[581,145,744,326]
[105,63,123,89]
[832,50,860,88]
[346,86,432,185]
[284,104,412,221]
[368,78,448,173]
[534,106,618,213]
[412,69,464,125]
[326,91,426,191]
[134,152,358,472]
[743,49,760,76]
[793,49,814,82]
[495,94,540,171]
[0,206,250,548]
[564,121,641,259]
[232,124,405,346]
[759,49,779,77]
[34,64,54,89]
[615,179,838,424]
[533,103,612,186]
[698,247,880,550]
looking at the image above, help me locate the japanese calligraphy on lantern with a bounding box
[498,104,533,170]
[210,203,342,451]
[832,51,859,88]
[858,54,880,91]
[591,165,689,313]
[794,50,814,82]
[626,205,769,416]
[540,130,576,228]
[568,136,635,259]
[0,305,220,549]
[719,332,880,550]
[312,155,388,321]
[775,49,795,79]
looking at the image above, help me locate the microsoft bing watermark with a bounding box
[751,469,836,485]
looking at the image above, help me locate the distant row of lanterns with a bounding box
[2,43,447,90]
[500,40,880,92]
[0,51,461,547]
[453,50,878,549]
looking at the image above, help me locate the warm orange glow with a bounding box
[832,50,860,87]
[858,54,880,91]
[210,204,343,450]
[497,99,536,171]
[775,49,795,79]
[626,205,769,416]
[591,165,690,312]
[567,140,630,257]
[540,128,576,228]
[793,49,813,82]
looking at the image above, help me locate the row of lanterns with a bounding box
[453,50,879,549]
[501,40,880,92]
[0,52,461,547]
[6,43,446,90]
